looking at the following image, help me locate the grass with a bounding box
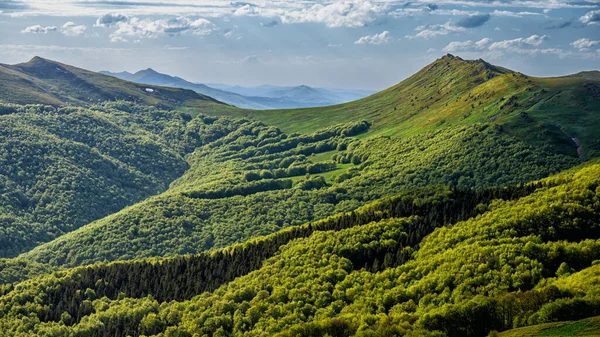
[197,55,599,159]
[499,316,600,337]
[290,163,354,185]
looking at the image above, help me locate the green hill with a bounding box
[0,161,598,336]
[0,54,599,336]
[14,121,577,269]
[0,102,248,258]
[0,57,228,109]
[1,55,596,277]
[224,54,599,158]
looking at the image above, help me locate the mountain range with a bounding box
[101,69,375,109]
[0,54,599,337]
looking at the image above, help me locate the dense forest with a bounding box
[0,55,599,336]
[0,102,249,258]
[12,115,576,272]
[0,161,597,336]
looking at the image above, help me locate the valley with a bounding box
[0,54,598,337]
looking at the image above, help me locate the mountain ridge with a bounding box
[0,56,226,109]
[102,67,374,109]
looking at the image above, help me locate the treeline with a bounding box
[244,162,338,181]
[183,179,293,199]
[5,182,542,325]
[420,286,600,337]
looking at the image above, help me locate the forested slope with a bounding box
[0,102,245,258]
[17,122,577,269]
[0,161,598,336]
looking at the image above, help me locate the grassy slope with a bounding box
[0,57,234,110]
[499,316,600,336]
[213,55,599,158]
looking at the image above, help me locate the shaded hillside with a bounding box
[0,102,246,258]
[0,57,226,109]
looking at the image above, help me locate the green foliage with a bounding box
[15,121,575,269]
[0,162,599,336]
[0,103,252,259]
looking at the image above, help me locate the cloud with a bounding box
[544,19,576,29]
[261,20,278,27]
[223,25,243,40]
[475,37,491,49]
[354,31,392,45]
[443,40,473,52]
[233,4,259,16]
[164,45,189,50]
[280,1,388,28]
[426,4,439,11]
[95,13,128,27]
[241,55,261,65]
[327,43,342,48]
[5,0,599,18]
[580,10,600,25]
[442,37,491,52]
[437,35,598,60]
[489,34,547,50]
[571,38,599,51]
[490,10,542,18]
[62,22,86,36]
[21,25,57,34]
[455,13,490,28]
[407,21,465,39]
[107,16,216,42]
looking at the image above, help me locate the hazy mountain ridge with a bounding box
[101,69,375,109]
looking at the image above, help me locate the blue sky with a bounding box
[0,0,598,90]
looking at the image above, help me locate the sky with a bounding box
[0,0,598,90]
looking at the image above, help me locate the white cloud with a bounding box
[407,22,465,39]
[354,31,392,45]
[233,4,260,16]
[490,10,542,18]
[489,34,547,50]
[280,1,388,28]
[443,37,492,52]
[327,43,342,48]
[62,22,86,36]
[107,16,216,42]
[4,0,598,18]
[580,10,600,25]
[21,25,57,34]
[95,13,128,27]
[571,38,599,51]
[475,37,491,49]
[443,40,473,52]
